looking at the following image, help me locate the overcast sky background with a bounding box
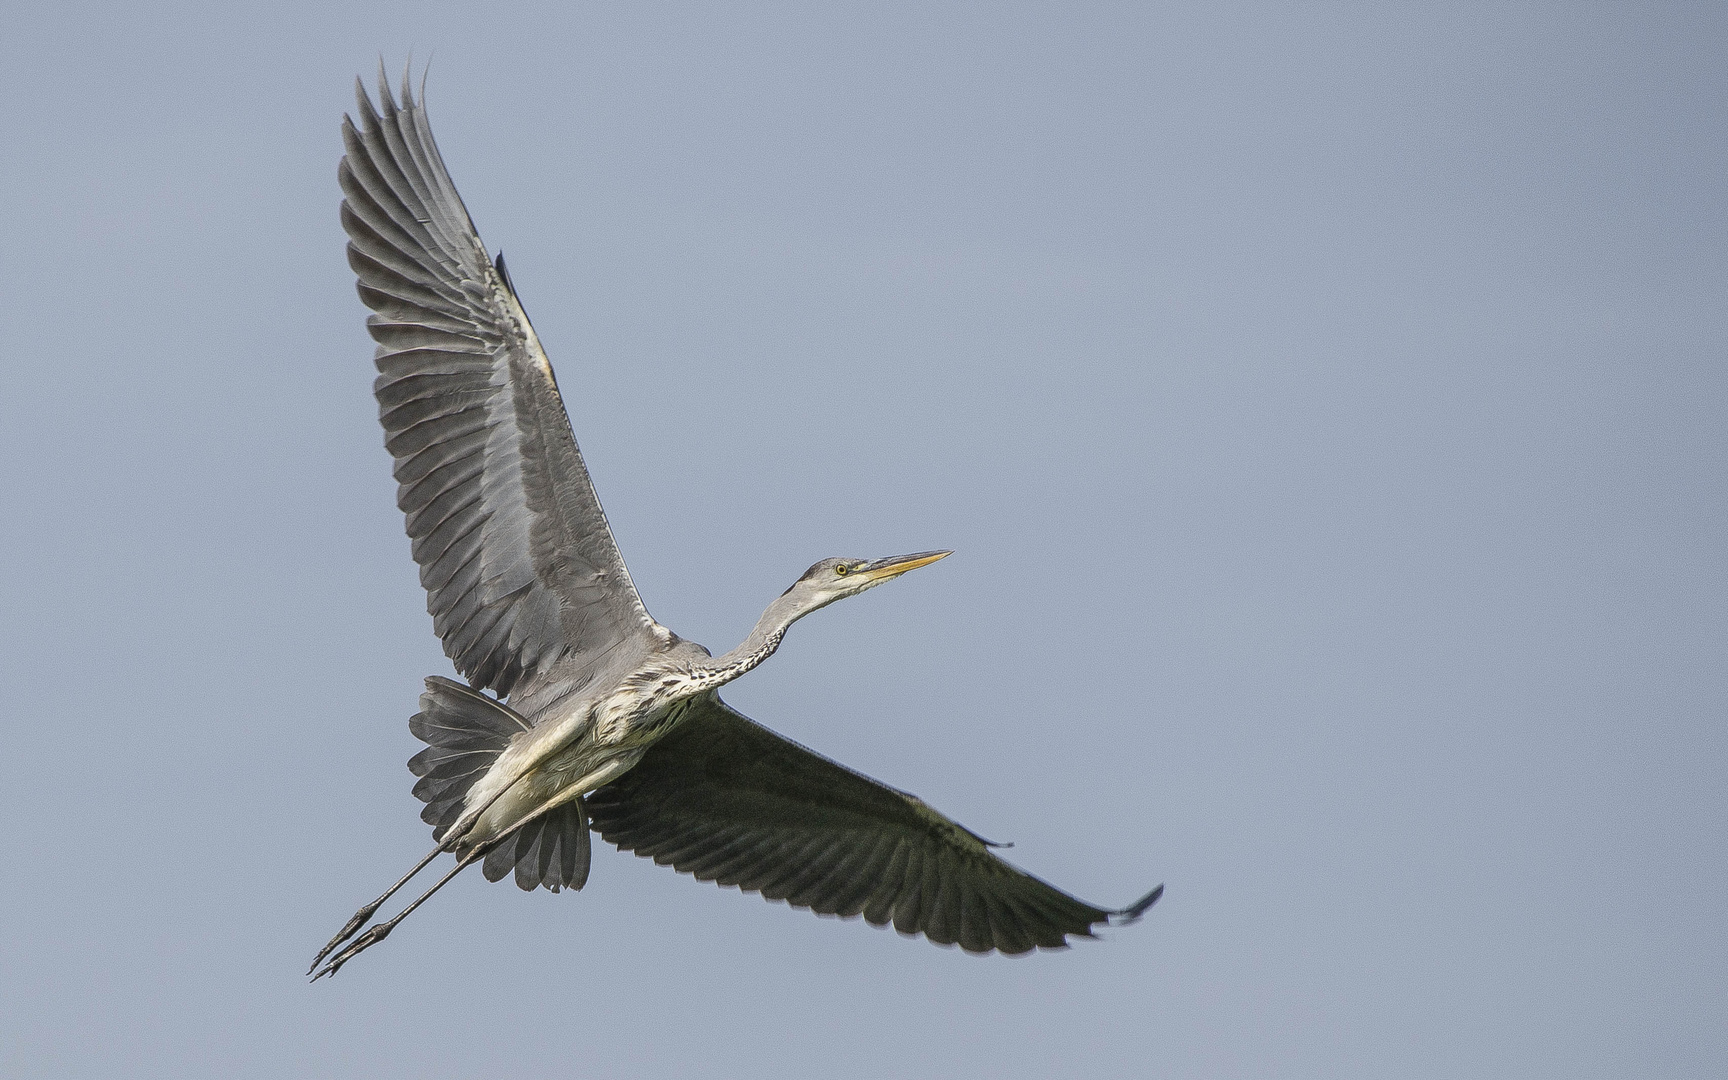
[2,3,1724,1077]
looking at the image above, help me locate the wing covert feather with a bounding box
[340,71,657,697]
[587,697,1160,954]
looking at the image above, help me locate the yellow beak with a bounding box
[858,550,951,583]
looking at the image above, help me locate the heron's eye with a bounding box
[834,564,851,576]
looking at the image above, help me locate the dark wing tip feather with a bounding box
[375,57,391,112]
[1110,883,1164,926]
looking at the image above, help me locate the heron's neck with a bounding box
[697,593,806,687]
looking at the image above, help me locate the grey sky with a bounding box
[2,3,1723,1077]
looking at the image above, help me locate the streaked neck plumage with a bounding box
[693,590,818,690]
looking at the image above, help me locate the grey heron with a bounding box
[311,70,1161,979]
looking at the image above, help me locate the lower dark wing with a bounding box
[586,696,1160,954]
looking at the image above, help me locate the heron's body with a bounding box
[310,70,1160,978]
[463,635,750,850]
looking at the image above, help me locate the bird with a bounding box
[310,68,1161,979]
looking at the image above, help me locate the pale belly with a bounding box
[460,693,700,849]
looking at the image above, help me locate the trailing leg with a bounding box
[311,759,632,979]
[309,677,537,973]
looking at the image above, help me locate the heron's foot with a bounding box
[310,920,394,981]
[307,901,383,975]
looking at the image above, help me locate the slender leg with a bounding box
[307,843,447,975]
[311,846,489,980]
[307,771,541,974]
[309,785,579,981]
[310,758,633,980]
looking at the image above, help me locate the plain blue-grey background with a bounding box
[2,3,1723,1077]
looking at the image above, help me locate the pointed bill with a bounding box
[857,550,951,584]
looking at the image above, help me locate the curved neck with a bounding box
[696,592,808,687]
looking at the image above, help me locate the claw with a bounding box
[308,900,384,975]
[311,921,394,981]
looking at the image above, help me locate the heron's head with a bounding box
[778,550,951,617]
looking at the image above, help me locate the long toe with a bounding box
[308,902,383,974]
[311,922,394,981]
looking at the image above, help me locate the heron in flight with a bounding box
[311,71,1161,979]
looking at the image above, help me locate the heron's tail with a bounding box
[481,797,592,893]
[407,676,530,841]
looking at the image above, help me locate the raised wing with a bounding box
[340,71,659,698]
[587,697,1162,954]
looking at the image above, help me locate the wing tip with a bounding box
[1108,883,1164,927]
[358,57,432,122]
